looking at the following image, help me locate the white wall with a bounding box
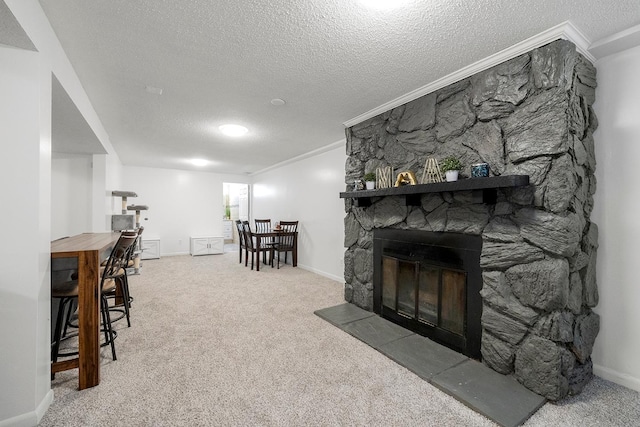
[591,44,640,392]
[123,166,249,256]
[252,144,346,282]
[103,153,124,229]
[0,45,53,426]
[51,154,92,240]
[51,152,123,240]
[1,1,121,424]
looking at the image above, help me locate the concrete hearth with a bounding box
[315,303,546,427]
[342,39,599,401]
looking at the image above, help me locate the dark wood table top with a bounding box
[253,230,296,236]
[51,232,121,257]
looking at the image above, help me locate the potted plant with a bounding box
[363,172,377,190]
[441,156,463,182]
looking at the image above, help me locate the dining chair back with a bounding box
[235,220,246,263]
[254,219,271,232]
[274,221,298,269]
[254,219,272,263]
[241,221,273,270]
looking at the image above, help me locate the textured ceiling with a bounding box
[52,75,106,156]
[0,1,36,51]
[38,0,640,174]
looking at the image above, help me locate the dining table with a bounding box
[50,232,121,389]
[253,229,298,272]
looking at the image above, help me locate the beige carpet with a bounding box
[41,252,640,426]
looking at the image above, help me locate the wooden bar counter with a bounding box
[51,232,121,389]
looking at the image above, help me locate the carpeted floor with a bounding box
[41,252,640,426]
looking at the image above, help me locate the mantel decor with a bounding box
[394,171,418,187]
[421,157,443,184]
[376,166,393,189]
[340,175,530,207]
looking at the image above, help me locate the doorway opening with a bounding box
[222,183,249,252]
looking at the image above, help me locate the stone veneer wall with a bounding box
[343,40,599,401]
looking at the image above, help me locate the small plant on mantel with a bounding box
[440,156,463,182]
[363,172,376,190]
[440,156,462,172]
[363,172,376,182]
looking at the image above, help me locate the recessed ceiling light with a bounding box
[145,85,163,95]
[359,0,409,10]
[219,124,248,137]
[270,98,286,106]
[191,158,209,167]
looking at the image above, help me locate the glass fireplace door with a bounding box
[381,255,466,338]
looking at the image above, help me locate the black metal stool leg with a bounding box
[62,298,76,338]
[52,297,69,364]
[119,275,131,327]
[101,294,117,360]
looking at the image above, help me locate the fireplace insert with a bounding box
[373,229,482,359]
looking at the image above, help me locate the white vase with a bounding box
[445,170,459,182]
[365,181,375,190]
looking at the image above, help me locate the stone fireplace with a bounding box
[342,39,599,401]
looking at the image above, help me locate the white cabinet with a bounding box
[140,239,160,259]
[223,220,233,241]
[190,236,224,256]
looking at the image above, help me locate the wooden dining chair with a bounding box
[274,221,298,269]
[235,220,246,264]
[241,221,274,270]
[254,219,274,263]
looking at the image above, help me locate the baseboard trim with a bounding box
[161,251,190,257]
[593,363,640,392]
[0,389,53,427]
[297,264,343,283]
[36,390,54,424]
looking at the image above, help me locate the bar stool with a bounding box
[104,227,143,327]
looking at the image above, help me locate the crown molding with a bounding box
[251,138,345,176]
[344,21,592,128]
[589,23,640,60]
[560,21,595,62]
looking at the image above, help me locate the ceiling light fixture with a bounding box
[190,158,209,167]
[219,124,249,137]
[358,0,410,10]
[270,98,286,106]
[145,85,163,95]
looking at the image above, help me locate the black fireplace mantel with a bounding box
[340,175,530,207]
